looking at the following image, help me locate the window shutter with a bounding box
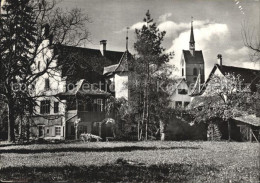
[45,78,50,90]
[61,126,64,137]
[51,126,55,136]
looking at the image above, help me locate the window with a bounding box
[182,68,184,76]
[184,102,190,108]
[178,89,188,95]
[38,126,44,137]
[45,78,50,90]
[97,99,103,112]
[46,128,49,134]
[55,126,61,136]
[86,102,92,111]
[175,101,182,108]
[40,100,50,114]
[193,68,197,76]
[54,102,59,113]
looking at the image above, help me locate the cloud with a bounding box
[241,61,260,70]
[158,20,213,38]
[158,13,172,22]
[225,46,248,57]
[114,21,146,34]
[129,22,146,30]
[224,46,260,70]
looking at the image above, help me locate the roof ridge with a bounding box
[217,64,260,72]
[60,44,124,54]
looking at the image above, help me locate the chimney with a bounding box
[217,54,222,66]
[100,40,107,56]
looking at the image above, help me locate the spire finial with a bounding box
[189,16,195,54]
[126,27,129,51]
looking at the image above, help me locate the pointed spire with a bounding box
[126,27,129,51]
[189,16,195,55]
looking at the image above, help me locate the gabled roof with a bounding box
[182,50,204,64]
[216,64,260,84]
[103,50,132,75]
[168,78,191,96]
[55,44,124,76]
[198,64,260,96]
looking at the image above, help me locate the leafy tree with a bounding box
[130,10,174,140]
[106,97,130,139]
[189,73,257,141]
[0,0,90,142]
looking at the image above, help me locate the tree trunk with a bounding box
[228,120,231,141]
[145,119,148,141]
[137,120,140,141]
[8,101,15,142]
[161,133,165,141]
[160,120,165,141]
[26,122,30,142]
[75,124,78,140]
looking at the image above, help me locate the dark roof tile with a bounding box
[183,50,204,64]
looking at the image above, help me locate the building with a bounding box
[103,30,132,100]
[180,19,205,86]
[190,56,260,141]
[103,50,132,99]
[30,31,126,140]
[169,78,191,108]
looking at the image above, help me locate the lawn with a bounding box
[0,141,259,182]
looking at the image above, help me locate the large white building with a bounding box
[31,30,127,140]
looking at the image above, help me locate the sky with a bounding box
[59,0,260,78]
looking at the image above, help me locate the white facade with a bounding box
[114,73,128,99]
[32,39,67,140]
[169,79,191,108]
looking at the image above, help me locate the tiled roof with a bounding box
[103,50,132,75]
[115,50,132,72]
[103,64,118,75]
[55,44,124,76]
[56,79,110,98]
[234,114,260,127]
[216,64,260,84]
[198,64,260,95]
[183,50,204,64]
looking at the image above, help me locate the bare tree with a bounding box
[0,0,91,142]
[241,21,260,63]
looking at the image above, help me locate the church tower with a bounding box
[180,17,205,86]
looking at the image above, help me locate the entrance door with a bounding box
[38,126,44,138]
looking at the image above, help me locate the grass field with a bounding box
[0,141,259,182]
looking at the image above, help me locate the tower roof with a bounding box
[189,17,195,44]
[182,50,204,64]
